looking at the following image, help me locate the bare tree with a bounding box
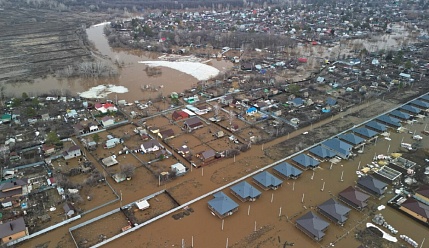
[120,164,135,178]
[213,103,220,117]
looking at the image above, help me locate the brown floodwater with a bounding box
[101,119,429,248]
[3,24,232,101]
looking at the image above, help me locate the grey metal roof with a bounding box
[352,127,378,138]
[273,162,303,178]
[0,217,26,239]
[321,138,352,159]
[365,121,387,132]
[376,115,401,127]
[357,176,388,196]
[338,133,365,145]
[296,211,329,240]
[208,192,239,216]
[400,104,421,114]
[389,110,411,120]
[292,154,320,168]
[309,145,337,159]
[253,171,283,188]
[318,198,351,224]
[230,181,261,199]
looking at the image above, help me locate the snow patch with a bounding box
[138,61,219,81]
[79,85,128,99]
[366,223,397,242]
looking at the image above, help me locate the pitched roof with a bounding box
[184,117,203,128]
[338,133,365,145]
[416,184,429,199]
[400,104,421,114]
[141,139,161,150]
[172,110,189,120]
[208,192,239,216]
[401,198,429,219]
[0,217,26,239]
[0,179,28,192]
[159,129,175,138]
[321,138,352,159]
[296,211,329,240]
[201,149,216,160]
[388,110,411,120]
[318,198,351,223]
[376,115,401,127]
[365,121,387,132]
[230,181,261,199]
[338,186,370,208]
[253,171,283,188]
[292,154,320,168]
[309,145,337,159]
[273,162,303,178]
[420,94,429,102]
[357,176,388,196]
[352,127,378,138]
[410,99,429,109]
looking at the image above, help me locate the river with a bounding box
[4,24,232,101]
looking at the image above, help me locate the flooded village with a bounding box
[0,0,429,248]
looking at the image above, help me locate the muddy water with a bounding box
[4,24,232,101]
[102,118,429,248]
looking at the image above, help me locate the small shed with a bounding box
[135,199,150,210]
[63,203,75,217]
[171,163,187,176]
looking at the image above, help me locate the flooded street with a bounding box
[101,117,429,248]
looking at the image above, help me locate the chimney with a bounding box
[14,182,17,186]
[9,223,13,231]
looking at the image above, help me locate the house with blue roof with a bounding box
[230,181,261,202]
[291,154,320,170]
[273,162,303,179]
[419,94,429,102]
[388,110,410,120]
[326,97,337,106]
[322,138,353,159]
[208,191,239,218]
[252,171,283,190]
[365,121,387,132]
[309,145,336,161]
[289,98,304,107]
[410,100,429,110]
[246,107,257,116]
[400,104,421,114]
[338,133,365,147]
[376,115,401,128]
[352,127,378,139]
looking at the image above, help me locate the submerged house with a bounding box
[208,192,239,219]
[0,217,28,244]
[273,162,303,179]
[291,154,320,170]
[252,171,283,190]
[296,211,329,241]
[357,176,388,197]
[338,186,370,210]
[230,181,261,202]
[317,198,351,225]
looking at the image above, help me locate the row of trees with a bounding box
[56,61,118,78]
